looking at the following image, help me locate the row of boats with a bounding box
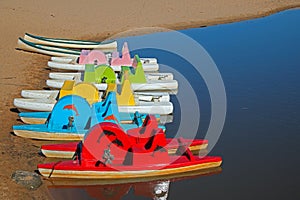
[13,33,222,183]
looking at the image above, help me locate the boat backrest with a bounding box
[79,50,107,65]
[100,79,135,106]
[59,80,99,105]
[72,82,99,104]
[59,80,76,98]
[102,92,121,122]
[120,55,147,84]
[110,42,132,66]
[127,116,168,165]
[94,65,116,84]
[127,115,160,139]
[48,95,91,131]
[175,138,195,161]
[116,79,135,106]
[90,92,121,126]
[139,115,160,137]
[84,64,116,84]
[81,122,131,161]
[83,64,95,83]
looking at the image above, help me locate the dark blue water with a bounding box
[49,9,300,199]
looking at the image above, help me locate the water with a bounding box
[48,9,300,199]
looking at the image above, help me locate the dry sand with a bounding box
[0,0,299,199]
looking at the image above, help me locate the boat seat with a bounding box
[59,80,99,105]
[111,42,132,66]
[132,111,143,127]
[79,50,107,65]
[127,115,166,153]
[81,122,131,162]
[175,137,195,161]
[120,55,147,84]
[127,115,159,139]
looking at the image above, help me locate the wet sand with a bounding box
[0,0,299,199]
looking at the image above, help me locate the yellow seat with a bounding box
[116,79,135,106]
[59,80,99,104]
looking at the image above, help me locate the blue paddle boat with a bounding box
[13,92,165,140]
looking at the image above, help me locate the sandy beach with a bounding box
[0,0,299,199]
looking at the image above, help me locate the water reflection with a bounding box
[47,167,221,200]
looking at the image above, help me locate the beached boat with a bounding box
[21,88,170,102]
[13,93,167,140]
[17,38,81,57]
[46,79,177,91]
[50,56,77,63]
[47,56,178,91]
[50,56,157,65]
[48,71,173,81]
[21,90,59,100]
[15,80,173,114]
[15,81,101,112]
[38,116,222,179]
[19,112,49,124]
[41,138,208,159]
[18,110,172,125]
[46,78,177,91]
[23,33,117,49]
[47,60,159,72]
[47,42,159,71]
[14,94,173,113]
[14,98,57,112]
[47,166,221,186]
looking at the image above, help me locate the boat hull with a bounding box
[48,72,173,81]
[38,159,222,179]
[17,38,81,57]
[24,33,117,49]
[48,61,159,72]
[46,79,178,92]
[14,98,56,112]
[51,56,158,65]
[41,139,208,158]
[13,130,84,141]
[14,98,173,114]
[20,117,47,124]
[19,113,173,125]
[21,90,59,99]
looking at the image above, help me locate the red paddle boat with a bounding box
[40,138,208,159]
[38,115,222,179]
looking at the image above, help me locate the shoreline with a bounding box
[84,4,300,41]
[0,0,299,199]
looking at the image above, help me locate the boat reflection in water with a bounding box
[47,167,221,200]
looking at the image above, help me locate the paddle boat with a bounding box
[20,81,170,103]
[17,37,83,57]
[17,35,116,57]
[50,55,155,65]
[19,109,172,125]
[49,72,173,81]
[13,92,167,140]
[47,55,178,91]
[37,115,222,179]
[14,80,100,112]
[18,81,172,124]
[40,137,208,158]
[40,114,207,159]
[15,79,173,114]
[47,166,221,185]
[48,42,159,72]
[23,33,117,49]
